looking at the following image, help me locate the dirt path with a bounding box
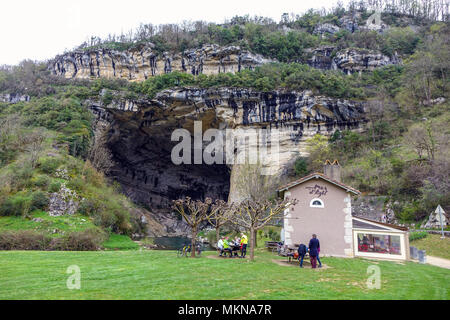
[426,255,450,269]
[271,259,331,269]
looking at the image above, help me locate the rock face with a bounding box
[87,87,367,221]
[49,44,272,81]
[48,183,80,216]
[307,47,400,73]
[421,210,448,229]
[0,93,30,103]
[314,23,341,36]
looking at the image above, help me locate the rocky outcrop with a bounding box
[421,210,448,229]
[48,183,80,216]
[87,87,367,222]
[0,93,30,104]
[314,23,341,36]
[49,44,272,81]
[307,46,400,73]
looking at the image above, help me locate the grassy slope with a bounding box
[0,211,101,237]
[411,234,450,260]
[0,249,448,300]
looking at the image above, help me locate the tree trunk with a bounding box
[253,229,257,248]
[216,227,220,243]
[191,227,197,258]
[250,226,255,261]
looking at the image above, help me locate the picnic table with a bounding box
[278,244,309,263]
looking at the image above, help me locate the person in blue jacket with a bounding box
[308,234,320,269]
[297,243,307,268]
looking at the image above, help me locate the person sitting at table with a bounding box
[233,237,241,257]
[217,237,224,256]
[223,237,232,258]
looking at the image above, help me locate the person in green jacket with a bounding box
[223,237,232,258]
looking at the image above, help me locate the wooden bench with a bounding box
[265,241,279,251]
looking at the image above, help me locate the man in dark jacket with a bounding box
[308,234,320,269]
[297,243,307,268]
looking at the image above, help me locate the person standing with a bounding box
[297,243,307,268]
[308,234,320,269]
[317,245,322,268]
[240,233,248,258]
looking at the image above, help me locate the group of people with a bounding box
[297,234,322,269]
[217,233,248,258]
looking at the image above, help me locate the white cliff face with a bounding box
[88,87,366,208]
[49,44,272,81]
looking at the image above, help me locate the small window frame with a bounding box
[310,198,324,208]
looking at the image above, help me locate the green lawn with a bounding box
[410,234,450,260]
[0,249,448,300]
[102,234,139,250]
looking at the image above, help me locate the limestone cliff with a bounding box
[87,87,367,218]
[307,46,401,74]
[49,44,272,81]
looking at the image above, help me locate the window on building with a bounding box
[357,233,401,255]
[310,198,324,208]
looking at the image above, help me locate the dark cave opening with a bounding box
[106,120,231,213]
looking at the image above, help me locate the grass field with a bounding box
[0,248,448,300]
[410,234,450,260]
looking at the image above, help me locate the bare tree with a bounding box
[25,128,46,168]
[230,198,298,261]
[207,199,232,242]
[406,121,438,161]
[88,125,114,174]
[229,161,297,259]
[172,197,225,257]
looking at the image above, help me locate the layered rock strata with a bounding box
[307,46,400,73]
[87,87,367,212]
[49,44,272,81]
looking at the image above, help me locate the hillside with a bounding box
[0,1,449,247]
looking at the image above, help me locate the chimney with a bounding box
[323,159,341,182]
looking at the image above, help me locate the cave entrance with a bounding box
[108,127,231,213]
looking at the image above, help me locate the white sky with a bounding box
[0,0,346,65]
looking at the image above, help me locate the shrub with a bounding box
[0,230,105,250]
[50,229,106,251]
[294,157,309,177]
[48,180,61,193]
[30,190,49,211]
[409,231,428,242]
[0,194,32,216]
[0,230,51,250]
[38,157,61,174]
[32,174,50,188]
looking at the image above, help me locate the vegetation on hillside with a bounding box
[0,1,449,243]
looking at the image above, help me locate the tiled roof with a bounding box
[277,172,361,195]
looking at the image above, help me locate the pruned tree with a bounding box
[207,199,232,242]
[230,161,298,260]
[230,198,298,261]
[172,197,225,257]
